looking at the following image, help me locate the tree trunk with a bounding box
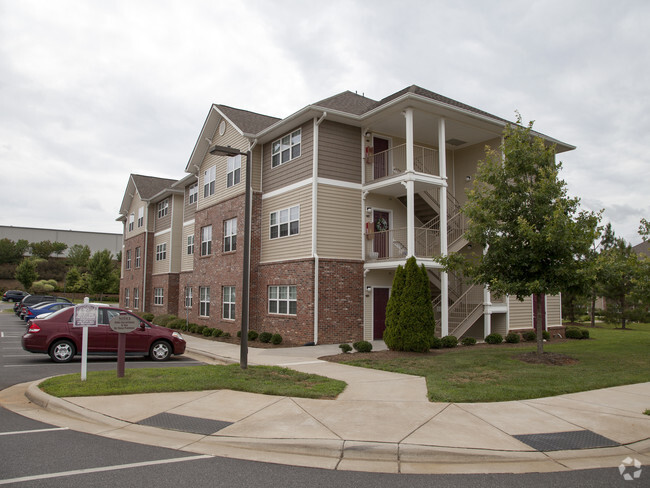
[590,295,596,327]
[621,295,626,329]
[535,293,544,356]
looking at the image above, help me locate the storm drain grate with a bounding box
[513,430,619,452]
[137,413,232,435]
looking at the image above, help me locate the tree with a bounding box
[51,241,68,256]
[88,250,116,299]
[14,258,39,291]
[383,256,436,352]
[67,244,91,268]
[439,116,599,356]
[0,238,28,264]
[639,218,650,242]
[30,240,55,259]
[597,240,641,328]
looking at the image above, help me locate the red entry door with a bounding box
[373,137,389,179]
[533,294,547,331]
[373,210,390,259]
[373,288,390,340]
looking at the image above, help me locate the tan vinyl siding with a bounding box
[154,199,172,231]
[252,146,262,192]
[170,194,183,273]
[152,232,171,275]
[546,294,561,326]
[453,138,500,205]
[262,122,313,193]
[184,184,197,220]
[318,121,361,183]
[181,223,195,272]
[125,192,147,239]
[317,184,362,259]
[261,185,312,263]
[508,296,533,329]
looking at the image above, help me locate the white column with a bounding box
[438,118,449,337]
[405,108,415,257]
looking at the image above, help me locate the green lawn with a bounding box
[39,364,346,399]
[336,323,650,403]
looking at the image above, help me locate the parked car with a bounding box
[17,296,72,319]
[22,305,186,363]
[23,301,74,322]
[2,290,29,302]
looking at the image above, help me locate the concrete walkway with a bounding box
[1,336,649,474]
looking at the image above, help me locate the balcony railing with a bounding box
[364,144,439,184]
[366,227,440,262]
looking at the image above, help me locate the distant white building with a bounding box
[0,226,122,257]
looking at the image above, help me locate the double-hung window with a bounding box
[125,250,131,270]
[188,183,198,204]
[204,166,216,198]
[154,288,164,305]
[156,243,167,261]
[133,288,139,309]
[137,207,144,227]
[199,286,210,317]
[226,155,241,188]
[201,225,212,256]
[157,199,168,218]
[223,286,235,320]
[185,286,193,308]
[271,129,301,168]
[223,218,237,252]
[270,205,299,239]
[128,213,134,232]
[187,234,194,255]
[269,285,297,315]
[135,247,141,268]
[124,289,130,308]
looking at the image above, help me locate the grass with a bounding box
[39,364,346,399]
[336,323,650,403]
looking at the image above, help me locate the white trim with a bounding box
[154,228,171,237]
[262,178,312,200]
[318,178,362,190]
[183,219,195,227]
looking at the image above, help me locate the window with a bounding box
[187,234,194,255]
[188,183,198,204]
[269,285,297,315]
[125,250,131,270]
[226,155,241,188]
[124,289,130,308]
[204,166,216,197]
[185,286,193,308]
[272,129,301,168]
[270,205,300,239]
[201,225,212,256]
[156,243,167,261]
[199,286,210,316]
[154,287,164,305]
[133,288,139,309]
[137,206,144,227]
[223,286,235,320]
[223,218,237,252]
[135,247,141,268]
[157,199,168,218]
[128,213,134,232]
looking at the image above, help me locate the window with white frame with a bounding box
[133,288,139,309]
[156,243,167,261]
[223,286,235,320]
[124,288,130,308]
[271,129,301,168]
[269,285,297,315]
[125,250,131,270]
[200,225,212,256]
[135,247,141,268]
[185,286,193,308]
[226,155,241,188]
[188,183,198,204]
[137,206,144,227]
[128,213,134,232]
[223,218,237,252]
[154,287,164,305]
[157,199,168,218]
[270,205,299,239]
[204,166,216,197]
[199,286,210,316]
[187,234,194,255]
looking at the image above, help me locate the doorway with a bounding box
[373,210,390,259]
[373,287,390,340]
[373,136,390,179]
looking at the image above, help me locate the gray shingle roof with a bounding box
[131,174,177,200]
[313,91,379,115]
[215,105,280,134]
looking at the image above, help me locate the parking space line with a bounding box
[0,427,69,436]
[0,454,213,485]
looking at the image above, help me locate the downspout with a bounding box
[312,112,327,344]
[142,203,149,313]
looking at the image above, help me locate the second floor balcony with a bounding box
[365,226,440,263]
[364,144,440,186]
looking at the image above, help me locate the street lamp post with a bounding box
[208,144,251,369]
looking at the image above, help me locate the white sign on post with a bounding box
[73,300,98,381]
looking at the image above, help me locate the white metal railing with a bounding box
[365,227,439,262]
[364,144,439,184]
[448,285,484,336]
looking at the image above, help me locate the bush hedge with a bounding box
[522,331,536,342]
[485,333,503,344]
[505,332,520,344]
[248,330,259,341]
[353,340,373,353]
[461,337,477,346]
[271,333,283,345]
[566,327,589,339]
[339,343,352,353]
[153,314,177,327]
[441,335,458,348]
[430,336,442,349]
[211,328,223,337]
[259,332,272,343]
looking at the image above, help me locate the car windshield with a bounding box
[31,302,55,310]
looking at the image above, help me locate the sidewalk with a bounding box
[1,335,649,474]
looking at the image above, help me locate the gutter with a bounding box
[312,112,327,345]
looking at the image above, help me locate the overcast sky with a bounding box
[1,0,648,245]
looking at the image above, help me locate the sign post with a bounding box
[109,313,140,378]
[73,299,98,381]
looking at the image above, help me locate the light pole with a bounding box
[208,144,251,369]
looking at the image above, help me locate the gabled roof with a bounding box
[215,105,280,135]
[118,174,177,219]
[313,91,378,115]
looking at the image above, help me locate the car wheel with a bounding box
[49,340,76,363]
[149,341,171,361]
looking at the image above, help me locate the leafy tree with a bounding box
[383,257,436,352]
[30,240,55,259]
[439,116,599,355]
[67,244,91,268]
[0,238,28,264]
[14,258,39,291]
[639,218,650,242]
[31,279,58,294]
[597,240,641,328]
[88,250,116,299]
[51,241,68,256]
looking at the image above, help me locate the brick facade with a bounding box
[120,232,148,313]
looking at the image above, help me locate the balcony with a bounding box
[365,226,440,263]
[364,144,439,185]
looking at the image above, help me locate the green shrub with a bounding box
[461,337,477,346]
[222,332,231,338]
[259,332,272,343]
[430,336,443,349]
[153,314,177,327]
[196,325,206,335]
[441,335,458,348]
[581,328,590,339]
[505,332,520,344]
[339,343,352,353]
[542,331,550,340]
[237,330,242,338]
[485,333,503,344]
[168,318,186,330]
[248,330,259,341]
[189,324,198,334]
[180,323,188,331]
[211,328,223,337]
[565,327,588,339]
[202,327,213,337]
[353,340,373,352]
[522,331,536,342]
[271,333,283,345]
[141,313,155,322]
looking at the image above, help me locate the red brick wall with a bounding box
[120,233,148,312]
[150,273,179,316]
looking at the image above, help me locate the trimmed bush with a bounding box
[485,333,503,344]
[581,328,590,339]
[353,340,373,352]
[196,325,206,335]
[259,332,272,343]
[141,313,155,322]
[461,337,477,346]
[222,332,231,338]
[237,330,242,338]
[542,331,550,340]
[202,327,213,337]
[339,343,352,353]
[430,336,443,349]
[248,330,259,341]
[153,314,177,327]
[167,318,186,330]
[180,323,188,331]
[441,335,458,348]
[271,333,283,345]
[522,331,536,342]
[565,327,589,339]
[189,324,198,334]
[211,328,223,337]
[505,332,520,344]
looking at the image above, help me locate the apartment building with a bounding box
[117,85,568,344]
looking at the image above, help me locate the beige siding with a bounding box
[546,294,562,326]
[453,138,500,205]
[317,184,362,259]
[508,295,533,329]
[252,146,262,192]
[154,198,172,231]
[125,191,147,239]
[152,232,171,275]
[184,183,197,221]
[260,185,312,263]
[181,222,195,272]
[318,121,361,183]
[262,122,313,193]
[363,269,396,341]
[169,194,184,273]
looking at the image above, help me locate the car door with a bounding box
[103,309,152,354]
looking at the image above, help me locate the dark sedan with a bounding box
[2,290,29,302]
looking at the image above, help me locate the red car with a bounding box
[22,305,186,363]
